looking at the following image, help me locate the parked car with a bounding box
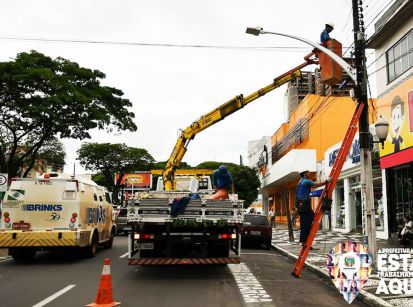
[241,214,272,250]
[114,208,130,235]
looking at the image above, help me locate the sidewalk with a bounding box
[271,223,412,307]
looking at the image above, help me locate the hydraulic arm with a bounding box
[163,53,317,190]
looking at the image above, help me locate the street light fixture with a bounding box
[373,116,389,149]
[245,26,357,84]
[245,27,262,36]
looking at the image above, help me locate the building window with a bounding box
[387,29,413,83]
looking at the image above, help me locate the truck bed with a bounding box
[127,192,244,224]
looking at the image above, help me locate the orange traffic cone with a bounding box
[86,258,121,307]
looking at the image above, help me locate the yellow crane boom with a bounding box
[163,53,317,190]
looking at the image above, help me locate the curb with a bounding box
[272,243,392,307]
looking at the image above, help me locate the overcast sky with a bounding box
[0,0,389,173]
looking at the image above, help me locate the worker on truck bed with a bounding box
[320,22,334,45]
[211,165,234,200]
[295,169,328,249]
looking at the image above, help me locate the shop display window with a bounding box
[335,180,345,229]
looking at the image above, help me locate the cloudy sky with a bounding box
[0,0,390,173]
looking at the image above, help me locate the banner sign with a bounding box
[115,173,152,189]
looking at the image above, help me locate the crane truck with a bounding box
[126,53,318,265]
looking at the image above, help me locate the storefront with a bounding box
[377,78,413,236]
[386,164,413,233]
[324,136,388,238]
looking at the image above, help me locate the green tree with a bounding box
[23,137,66,177]
[78,143,155,204]
[195,161,260,207]
[0,50,137,178]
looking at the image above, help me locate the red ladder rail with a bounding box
[291,101,365,277]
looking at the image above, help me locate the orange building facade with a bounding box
[256,94,376,226]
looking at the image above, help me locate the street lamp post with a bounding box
[245,27,357,84]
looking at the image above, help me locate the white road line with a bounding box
[119,252,129,258]
[228,263,273,304]
[32,284,76,307]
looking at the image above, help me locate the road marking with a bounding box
[32,284,76,307]
[228,263,272,304]
[119,252,129,258]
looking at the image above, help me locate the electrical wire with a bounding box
[364,0,396,32]
[0,35,354,53]
[0,35,316,53]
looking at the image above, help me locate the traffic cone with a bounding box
[86,258,121,307]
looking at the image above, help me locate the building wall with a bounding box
[247,136,271,169]
[263,94,374,222]
[374,19,413,95]
[271,94,375,163]
[368,1,413,236]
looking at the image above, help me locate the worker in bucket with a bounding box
[211,165,234,200]
[320,22,334,45]
[295,169,329,249]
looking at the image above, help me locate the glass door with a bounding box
[390,165,413,233]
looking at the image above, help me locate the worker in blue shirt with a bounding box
[296,169,328,247]
[320,22,334,45]
[211,165,234,200]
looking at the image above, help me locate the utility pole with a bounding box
[352,0,377,262]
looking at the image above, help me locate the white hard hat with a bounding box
[326,22,334,29]
[299,168,310,174]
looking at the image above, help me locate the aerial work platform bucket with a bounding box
[318,39,343,85]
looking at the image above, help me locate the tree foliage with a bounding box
[24,137,66,177]
[0,50,137,178]
[78,143,155,203]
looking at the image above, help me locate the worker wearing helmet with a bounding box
[321,22,334,45]
[211,165,234,200]
[296,169,328,247]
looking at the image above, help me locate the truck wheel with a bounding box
[84,233,98,258]
[265,240,272,250]
[103,228,115,249]
[9,248,36,261]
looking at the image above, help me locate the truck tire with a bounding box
[9,248,36,261]
[103,228,115,249]
[84,232,98,258]
[265,239,272,250]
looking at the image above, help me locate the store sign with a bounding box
[325,135,360,174]
[115,172,152,189]
[378,77,413,168]
[257,145,268,168]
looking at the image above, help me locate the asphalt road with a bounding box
[0,237,369,307]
